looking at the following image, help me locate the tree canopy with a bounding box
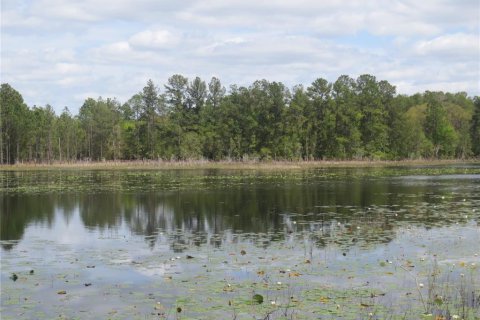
[0,75,478,164]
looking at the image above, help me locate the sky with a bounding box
[1,0,479,114]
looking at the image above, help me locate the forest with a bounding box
[1,74,479,164]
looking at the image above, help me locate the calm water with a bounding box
[1,166,479,319]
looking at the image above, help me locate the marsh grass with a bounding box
[428,264,480,320]
[398,257,480,320]
[1,159,477,171]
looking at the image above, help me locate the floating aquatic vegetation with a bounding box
[1,165,479,319]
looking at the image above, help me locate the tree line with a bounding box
[1,74,479,164]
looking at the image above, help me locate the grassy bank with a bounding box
[0,159,478,171]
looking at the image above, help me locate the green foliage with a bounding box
[471,97,480,156]
[445,103,471,158]
[0,84,31,163]
[179,131,203,160]
[0,77,478,163]
[332,75,363,159]
[424,94,458,158]
[79,97,122,160]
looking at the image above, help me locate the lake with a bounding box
[1,165,479,319]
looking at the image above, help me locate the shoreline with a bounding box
[0,159,478,171]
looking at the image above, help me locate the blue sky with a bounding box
[2,0,479,114]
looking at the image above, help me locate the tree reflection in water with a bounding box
[2,170,478,251]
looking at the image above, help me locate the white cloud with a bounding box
[413,33,480,58]
[101,41,132,54]
[1,9,44,29]
[39,3,98,22]
[55,63,86,75]
[3,0,478,35]
[1,0,479,114]
[91,40,175,68]
[312,13,365,36]
[129,29,178,49]
[396,80,478,96]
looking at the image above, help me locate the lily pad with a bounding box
[252,294,264,304]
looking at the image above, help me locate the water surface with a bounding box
[1,166,479,319]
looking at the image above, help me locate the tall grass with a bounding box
[1,159,475,171]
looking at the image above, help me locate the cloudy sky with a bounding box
[2,0,479,114]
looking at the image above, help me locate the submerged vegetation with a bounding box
[1,74,479,164]
[1,166,479,318]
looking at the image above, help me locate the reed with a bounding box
[1,159,476,171]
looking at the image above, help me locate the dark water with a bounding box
[1,166,479,319]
